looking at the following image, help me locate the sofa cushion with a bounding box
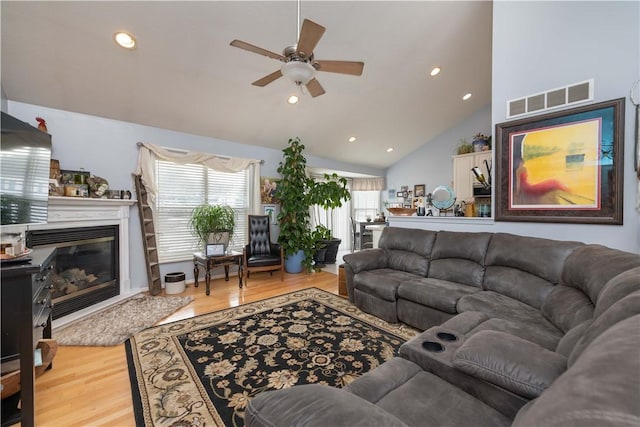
[387,249,429,276]
[348,357,511,427]
[541,285,594,333]
[343,248,388,274]
[483,233,582,308]
[378,227,437,257]
[246,384,408,427]
[593,267,640,318]
[440,311,491,335]
[453,331,567,399]
[468,317,560,351]
[512,315,640,427]
[560,244,640,305]
[398,278,481,314]
[457,291,563,348]
[555,320,591,358]
[568,291,640,367]
[353,269,419,302]
[428,231,492,288]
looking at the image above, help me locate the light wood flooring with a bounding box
[33,269,340,426]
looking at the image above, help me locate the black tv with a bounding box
[1,112,52,226]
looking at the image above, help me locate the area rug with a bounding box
[54,293,193,346]
[125,288,418,427]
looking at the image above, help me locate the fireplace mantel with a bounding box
[28,196,137,327]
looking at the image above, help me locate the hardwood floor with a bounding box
[34,270,339,426]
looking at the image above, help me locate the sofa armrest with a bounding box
[246,384,407,427]
[452,330,567,399]
[343,248,388,273]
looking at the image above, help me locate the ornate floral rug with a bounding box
[125,288,418,427]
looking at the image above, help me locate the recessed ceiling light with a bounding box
[287,94,299,104]
[348,136,357,143]
[114,31,136,49]
[430,67,441,77]
[463,93,472,100]
[386,148,394,153]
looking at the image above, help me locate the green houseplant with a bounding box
[275,137,314,273]
[188,204,236,251]
[308,173,351,264]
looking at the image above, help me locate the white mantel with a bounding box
[27,196,138,327]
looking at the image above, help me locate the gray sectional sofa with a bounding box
[246,227,640,427]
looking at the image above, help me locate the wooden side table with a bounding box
[193,251,243,296]
[338,264,348,298]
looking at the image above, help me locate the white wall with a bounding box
[491,1,639,253]
[7,101,385,289]
[386,1,639,254]
[385,104,492,203]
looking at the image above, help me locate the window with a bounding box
[155,160,249,263]
[352,191,380,222]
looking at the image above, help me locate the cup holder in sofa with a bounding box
[422,341,445,352]
[436,332,458,342]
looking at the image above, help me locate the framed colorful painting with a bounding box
[495,98,624,224]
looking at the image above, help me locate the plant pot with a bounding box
[323,238,341,264]
[313,247,327,264]
[207,231,230,251]
[472,138,490,152]
[285,249,305,274]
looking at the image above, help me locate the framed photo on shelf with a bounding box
[495,97,624,224]
[206,243,225,257]
[414,184,425,197]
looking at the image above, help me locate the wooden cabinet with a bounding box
[452,151,492,202]
[1,248,55,427]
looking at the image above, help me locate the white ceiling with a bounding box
[1,1,492,170]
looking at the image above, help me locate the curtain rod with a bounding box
[136,142,264,164]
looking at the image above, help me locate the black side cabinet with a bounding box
[1,248,55,427]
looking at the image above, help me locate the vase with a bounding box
[472,138,489,152]
[284,249,305,273]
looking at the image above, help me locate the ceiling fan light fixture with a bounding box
[287,94,299,104]
[348,136,357,143]
[430,67,441,77]
[281,61,316,85]
[463,93,472,100]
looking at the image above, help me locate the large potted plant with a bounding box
[308,173,350,263]
[188,204,236,252]
[275,137,314,273]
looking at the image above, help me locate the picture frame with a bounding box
[396,191,404,198]
[263,205,277,224]
[260,177,280,204]
[60,169,90,185]
[414,184,426,197]
[206,243,226,257]
[495,98,624,224]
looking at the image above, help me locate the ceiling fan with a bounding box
[230,10,364,98]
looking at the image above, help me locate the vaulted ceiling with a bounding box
[1,1,492,169]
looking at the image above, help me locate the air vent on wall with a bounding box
[507,79,593,119]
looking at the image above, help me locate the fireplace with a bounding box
[26,196,135,326]
[27,225,119,319]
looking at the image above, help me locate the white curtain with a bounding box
[351,177,385,191]
[135,142,262,222]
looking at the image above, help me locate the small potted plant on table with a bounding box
[188,204,236,252]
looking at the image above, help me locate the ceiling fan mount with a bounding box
[230,18,364,98]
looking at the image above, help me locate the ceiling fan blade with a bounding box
[252,70,283,87]
[306,78,325,97]
[314,60,364,76]
[296,19,326,57]
[230,40,286,62]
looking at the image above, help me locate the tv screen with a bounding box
[1,112,52,226]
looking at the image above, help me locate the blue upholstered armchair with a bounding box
[242,215,284,285]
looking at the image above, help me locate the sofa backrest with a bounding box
[512,314,640,427]
[379,227,437,276]
[542,245,640,333]
[428,231,492,288]
[482,233,582,310]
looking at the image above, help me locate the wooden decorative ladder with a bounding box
[133,174,162,295]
